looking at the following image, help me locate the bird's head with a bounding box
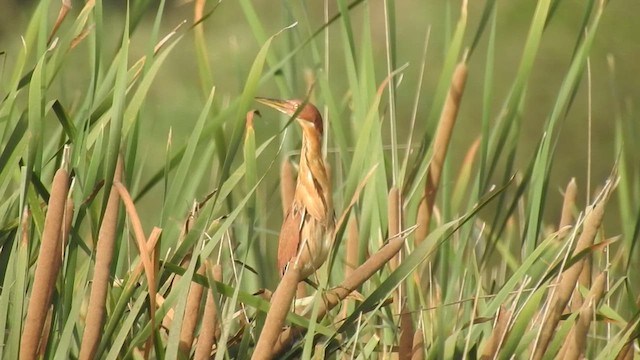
[255,97,323,135]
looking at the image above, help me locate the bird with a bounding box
[255,97,335,280]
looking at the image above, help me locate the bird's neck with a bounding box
[300,128,323,163]
[299,128,332,205]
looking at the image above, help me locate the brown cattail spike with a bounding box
[559,272,606,360]
[398,303,414,360]
[480,306,512,359]
[417,62,468,243]
[179,265,206,355]
[345,215,359,277]
[559,178,577,232]
[411,329,424,360]
[532,180,615,360]
[79,156,124,360]
[21,165,70,360]
[195,263,223,360]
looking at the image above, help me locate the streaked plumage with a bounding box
[256,98,335,279]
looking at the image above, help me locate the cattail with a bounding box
[252,267,301,360]
[559,178,577,232]
[156,294,173,324]
[179,264,206,355]
[21,164,70,360]
[416,63,468,244]
[37,308,54,358]
[45,194,75,309]
[614,296,640,360]
[415,199,429,243]
[171,199,201,342]
[559,179,589,312]
[273,235,407,354]
[344,213,360,314]
[296,282,307,299]
[257,288,273,301]
[40,189,75,354]
[61,196,74,258]
[194,0,205,23]
[560,273,606,360]
[411,329,424,360]
[166,202,198,329]
[398,303,414,360]
[578,258,592,301]
[194,263,223,360]
[79,156,123,360]
[345,215,360,276]
[327,236,405,313]
[532,182,614,360]
[615,342,634,360]
[480,306,512,359]
[280,159,295,216]
[452,137,481,210]
[577,209,593,311]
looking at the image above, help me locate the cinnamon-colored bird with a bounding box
[256,98,335,280]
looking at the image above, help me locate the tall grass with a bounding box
[0,0,637,358]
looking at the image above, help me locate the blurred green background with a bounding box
[1,0,638,227]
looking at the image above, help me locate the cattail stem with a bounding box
[21,166,70,360]
[388,187,401,270]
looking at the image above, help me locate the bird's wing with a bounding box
[298,170,331,225]
[278,204,303,276]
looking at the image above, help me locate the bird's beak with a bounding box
[255,97,293,116]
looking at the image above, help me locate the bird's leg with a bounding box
[295,234,324,289]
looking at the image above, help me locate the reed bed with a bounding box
[0,0,637,359]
